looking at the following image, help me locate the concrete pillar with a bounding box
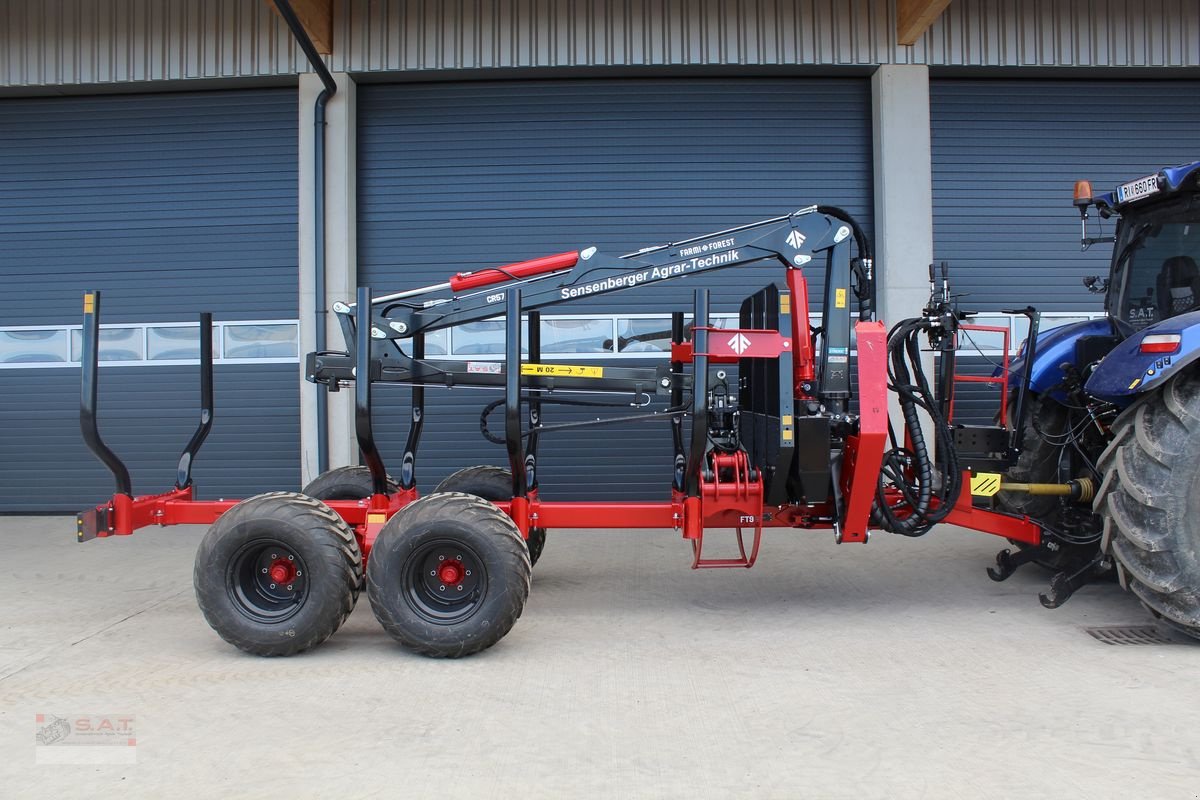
[872,64,933,324]
[871,65,934,438]
[299,72,357,485]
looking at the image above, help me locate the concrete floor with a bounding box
[2,516,1198,799]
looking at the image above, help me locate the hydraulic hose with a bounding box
[872,317,963,537]
[815,205,875,320]
[479,394,668,444]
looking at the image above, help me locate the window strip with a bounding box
[0,311,1105,368]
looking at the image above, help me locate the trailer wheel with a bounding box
[1096,369,1200,641]
[302,465,398,500]
[367,491,531,657]
[194,492,363,656]
[435,465,547,566]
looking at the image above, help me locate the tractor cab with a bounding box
[1006,163,1200,406]
[1103,185,1200,332]
[1042,161,1200,403]
[1076,162,1200,332]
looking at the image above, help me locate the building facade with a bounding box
[2,0,1198,511]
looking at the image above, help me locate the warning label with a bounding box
[969,472,1002,497]
[466,361,502,374]
[520,363,604,378]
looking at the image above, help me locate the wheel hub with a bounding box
[269,558,297,585]
[437,560,464,585]
[404,542,486,623]
[228,541,308,622]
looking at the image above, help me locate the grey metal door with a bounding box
[357,77,871,499]
[932,79,1200,314]
[0,89,300,512]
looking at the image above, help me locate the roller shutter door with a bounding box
[0,89,300,512]
[932,79,1200,424]
[357,78,871,499]
[932,79,1200,314]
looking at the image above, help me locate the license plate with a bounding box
[1116,174,1160,204]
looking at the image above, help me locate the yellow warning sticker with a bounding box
[83,293,95,314]
[520,363,604,378]
[367,513,387,524]
[835,288,847,309]
[780,294,791,315]
[970,472,1002,497]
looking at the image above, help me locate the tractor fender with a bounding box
[1004,318,1114,403]
[1085,310,1200,401]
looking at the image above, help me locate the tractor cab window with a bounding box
[1112,205,1200,330]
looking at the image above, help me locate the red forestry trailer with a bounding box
[78,206,1089,657]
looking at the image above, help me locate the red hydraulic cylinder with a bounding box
[448,251,579,292]
[785,268,816,396]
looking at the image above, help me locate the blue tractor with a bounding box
[993,161,1200,638]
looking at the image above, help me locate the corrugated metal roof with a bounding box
[3,0,1198,89]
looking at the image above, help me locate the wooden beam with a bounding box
[267,0,333,55]
[896,0,953,46]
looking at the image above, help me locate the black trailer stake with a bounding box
[175,312,214,490]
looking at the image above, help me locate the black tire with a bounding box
[302,465,398,500]
[996,394,1101,571]
[997,394,1070,520]
[434,465,547,566]
[194,492,363,656]
[1095,369,1200,642]
[366,491,532,658]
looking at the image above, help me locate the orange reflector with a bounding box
[1073,179,1093,207]
[1140,334,1181,354]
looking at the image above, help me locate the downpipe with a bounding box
[273,0,338,475]
[313,88,332,475]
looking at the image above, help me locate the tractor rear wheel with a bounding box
[302,465,398,500]
[1096,369,1200,641]
[194,492,363,656]
[997,394,1100,570]
[366,491,531,657]
[435,465,547,566]
[997,394,1069,521]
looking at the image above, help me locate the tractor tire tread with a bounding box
[1095,370,1200,641]
[997,394,1071,521]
